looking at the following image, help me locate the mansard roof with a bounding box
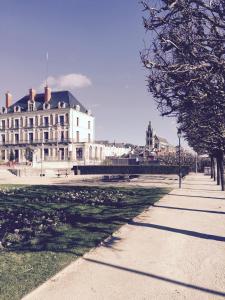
[7,90,88,113]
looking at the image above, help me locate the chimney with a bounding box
[44,86,51,102]
[5,92,12,108]
[29,88,36,102]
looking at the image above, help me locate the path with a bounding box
[23,173,225,300]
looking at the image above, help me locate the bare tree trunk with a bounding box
[213,157,216,181]
[210,155,214,179]
[216,157,220,186]
[218,151,225,191]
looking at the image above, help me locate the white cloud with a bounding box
[40,73,92,91]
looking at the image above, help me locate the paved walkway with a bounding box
[23,173,225,300]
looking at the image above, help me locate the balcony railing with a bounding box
[0,138,73,146]
[0,122,69,131]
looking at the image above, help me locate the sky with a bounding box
[0,0,186,148]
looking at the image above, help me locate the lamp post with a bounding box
[177,128,182,188]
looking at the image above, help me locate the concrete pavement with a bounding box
[23,173,225,300]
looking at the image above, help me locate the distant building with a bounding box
[145,121,175,154]
[0,87,130,166]
[146,121,155,151]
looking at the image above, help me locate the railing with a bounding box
[0,138,73,145]
[0,122,69,131]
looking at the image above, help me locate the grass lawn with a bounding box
[0,185,170,300]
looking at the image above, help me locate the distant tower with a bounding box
[146,121,155,151]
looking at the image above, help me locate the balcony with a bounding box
[0,138,74,146]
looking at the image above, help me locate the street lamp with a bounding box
[177,128,182,188]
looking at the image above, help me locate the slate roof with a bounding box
[155,135,169,144]
[7,91,88,114]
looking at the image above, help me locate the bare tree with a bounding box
[141,0,225,190]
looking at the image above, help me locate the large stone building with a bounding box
[0,87,130,166]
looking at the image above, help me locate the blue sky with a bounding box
[0,0,182,147]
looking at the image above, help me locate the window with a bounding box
[88,120,91,129]
[60,131,65,142]
[76,148,83,160]
[59,148,65,160]
[100,147,103,160]
[14,106,21,113]
[89,146,92,160]
[44,117,49,127]
[1,134,5,144]
[29,118,34,128]
[59,115,64,125]
[43,103,50,110]
[76,131,79,142]
[44,132,49,142]
[50,114,53,125]
[1,120,5,130]
[1,150,5,160]
[15,119,19,129]
[29,133,34,143]
[77,117,79,126]
[28,103,34,112]
[35,116,39,126]
[88,133,91,143]
[44,148,49,159]
[58,101,65,108]
[15,134,19,143]
[14,150,19,162]
[95,147,98,160]
[2,107,7,114]
[65,113,69,123]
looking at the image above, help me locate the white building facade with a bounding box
[0,88,130,167]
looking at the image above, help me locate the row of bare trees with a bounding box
[141,0,225,190]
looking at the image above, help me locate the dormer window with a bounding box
[14,106,21,113]
[1,107,7,114]
[28,101,36,112]
[75,104,80,111]
[58,101,65,109]
[43,103,50,110]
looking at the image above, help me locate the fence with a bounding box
[72,165,189,176]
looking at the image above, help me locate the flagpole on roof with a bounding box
[46,52,49,87]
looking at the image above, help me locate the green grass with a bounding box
[0,185,170,300]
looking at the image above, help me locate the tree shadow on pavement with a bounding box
[128,221,225,242]
[84,258,225,298]
[168,193,225,200]
[153,205,225,215]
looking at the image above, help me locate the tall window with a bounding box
[15,134,19,143]
[1,134,5,145]
[1,150,5,160]
[44,132,49,142]
[77,117,79,126]
[29,133,34,143]
[88,120,91,129]
[44,117,49,127]
[76,148,83,160]
[88,133,91,143]
[59,115,64,126]
[1,120,5,130]
[15,119,19,128]
[61,131,65,142]
[76,131,79,142]
[29,118,34,128]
